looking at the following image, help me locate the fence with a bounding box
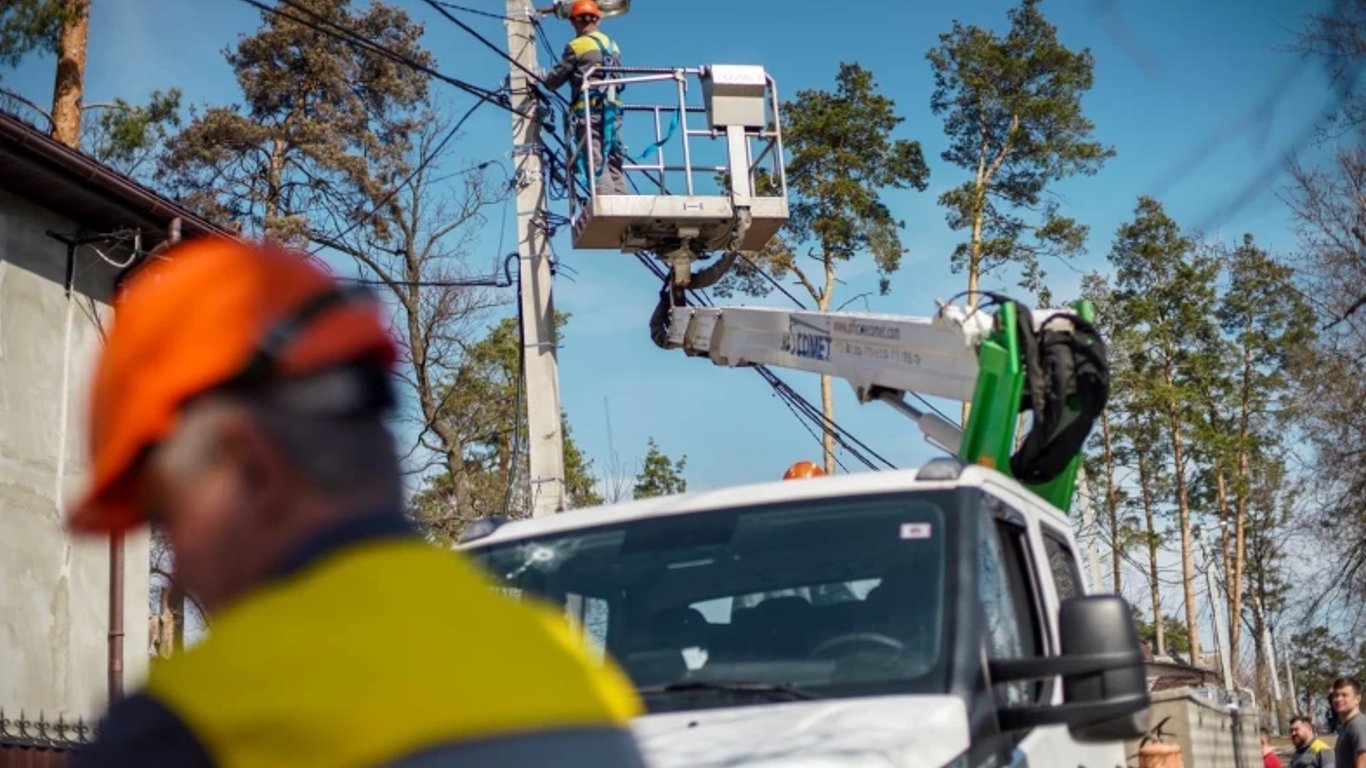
[0,711,92,768]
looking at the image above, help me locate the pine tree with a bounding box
[1215,234,1316,678]
[1109,196,1219,666]
[411,315,601,542]
[722,62,929,474]
[927,0,1113,308]
[158,0,429,242]
[633,439,687,499]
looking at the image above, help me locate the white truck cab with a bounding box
[460,459,1149,768]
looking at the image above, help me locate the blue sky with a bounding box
[5,0,1338,499]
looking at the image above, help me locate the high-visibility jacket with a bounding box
[544,30,622,112]
[1290,737,1334,768]
[69,514,645,768]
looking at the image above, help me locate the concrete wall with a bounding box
[1126,687,1259,768]
[0,188,150,721]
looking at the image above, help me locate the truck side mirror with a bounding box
[1057,595,1151,741]
[989,595,1151,741]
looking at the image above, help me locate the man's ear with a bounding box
[216,410,293,518]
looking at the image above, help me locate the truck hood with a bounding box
[631,695,970,768]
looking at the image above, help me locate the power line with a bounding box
[532,16,559,62]
[240,0,904,473]
[235,0,507,106]
[431,1,512,21]
[420,0,569,108]
[633,252,895,471]
[738,253,809,310]
[309,88,506,256]
[771,384,853,474]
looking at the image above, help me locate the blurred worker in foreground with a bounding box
[67,238,646,767]
[543,0,628,195]
[1289,715,1334,768]
[783,460,826,480]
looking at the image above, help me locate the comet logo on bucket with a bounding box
[786,318,831,361]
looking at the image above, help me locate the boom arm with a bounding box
[664,300,1101,512]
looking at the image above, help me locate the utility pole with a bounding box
[1075,468,1105,594]
[506,0,566,516]
[1259,600,1284,732]
[1197,528,1236,692]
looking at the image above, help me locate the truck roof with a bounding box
[459,462,1069,548]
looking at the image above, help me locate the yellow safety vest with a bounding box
[144,539,642,768]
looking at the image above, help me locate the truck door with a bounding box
[974,503,1048,765]
[1011,521,1128,768]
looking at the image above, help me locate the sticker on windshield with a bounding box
[900,523,932,540]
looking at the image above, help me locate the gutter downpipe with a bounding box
[115,218,186,686]
[107,217,179,703]
[45,228,126,704]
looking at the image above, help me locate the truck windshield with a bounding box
[467,492,953,711]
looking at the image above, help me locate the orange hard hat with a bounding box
[67,237,398,536]
[783,460,826,480]
[569,0,601,19]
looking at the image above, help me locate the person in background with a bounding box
[1331,677,1366,768]
[1290,714,1334,768]
[66,238,647,767]
[1265,727,1286,768]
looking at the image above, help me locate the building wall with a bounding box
[0,188,150,721]
[1125,687,1260,768]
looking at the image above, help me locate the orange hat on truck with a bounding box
[569,0,601,19]
[67,237,398,536]
[782,460,826,480]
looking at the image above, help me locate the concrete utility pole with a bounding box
[1259,599,1284,731]
[1283,635,1298,714]
[1197,528,1236,692]
[1074,467,1105,594]
[506,0,566,516]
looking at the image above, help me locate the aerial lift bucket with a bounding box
[567,65,789,286]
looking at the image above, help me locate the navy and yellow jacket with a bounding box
[543,30,622,110]
[70,515,645,768]
[1291,737,1334,768]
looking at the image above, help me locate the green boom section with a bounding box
[956,300,1096,514]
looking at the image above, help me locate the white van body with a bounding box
[462,463,1136,768]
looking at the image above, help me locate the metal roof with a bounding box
[0,110,233,241]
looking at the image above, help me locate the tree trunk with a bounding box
[1166,399,1202,668]
[49,0,90,148]
[170,582,185,655]
[266,134,285,235]
[1251,599,1270,723]
[1215,466,1235,660]
[820,374,836,474]
[819,256,836,474]
[1100,409,1123,594]
[1230,337,1254,684]
[1137,444,1166,656]
[961,184,986,426]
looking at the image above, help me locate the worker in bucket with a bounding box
[66,238,647,767]
[543,0,628,195]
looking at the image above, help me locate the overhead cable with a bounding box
[309,88,507,256]
[235,0,507,105]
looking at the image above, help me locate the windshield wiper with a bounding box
[639,681,816,701]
